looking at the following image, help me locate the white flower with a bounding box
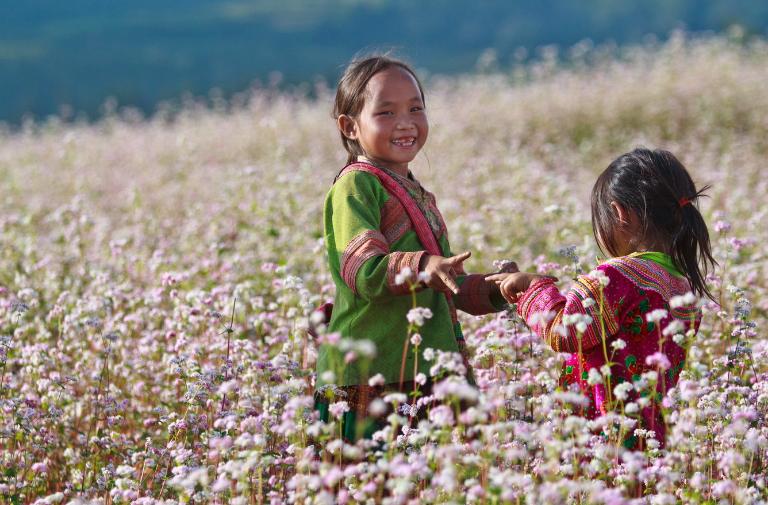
[414,373,427,385]
[581,297,596,309]
[410,333,422,346]
[624,402,639,414]
[356,339,377,358]
[428,405,455,427]
[328,401,349,419]
[588,269,610,286]
[423,347,435,361]
[529,311,556,326]
[645,308,668,323]
[614,382,633,401]
[670,291,697,308]
[368,398,387,416]
[383,392,407,404]
[407,307,433,327]
[587,368,603,385]
[672,333,685,345]
[368,373,386,387]
[320,371,335,384]
[662,319,685,336]
[395,266,414,286]
[610,338,627,350]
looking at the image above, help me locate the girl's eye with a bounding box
[376,111,393,116]
[411,106,424,112]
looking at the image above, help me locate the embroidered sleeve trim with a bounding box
[386,251,427,295]
[453,274,496,315]
[340,229,389,294]
[517,276,620,353]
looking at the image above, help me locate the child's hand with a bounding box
[486,271,556,303]
[420,251,471,295]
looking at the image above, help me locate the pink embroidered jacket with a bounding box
[516,254,701,447]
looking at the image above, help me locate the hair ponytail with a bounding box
[591,147,717,300]
[671,184,716,300]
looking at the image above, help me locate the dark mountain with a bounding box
[1,0,767,124]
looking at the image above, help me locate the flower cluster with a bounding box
[0,33,766,504]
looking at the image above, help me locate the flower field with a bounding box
[1,34,767,504]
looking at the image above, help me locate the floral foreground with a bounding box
[1,35,768,504]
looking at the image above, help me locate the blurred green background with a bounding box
[2,0,767,125]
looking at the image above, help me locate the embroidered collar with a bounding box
[628,251,684,277]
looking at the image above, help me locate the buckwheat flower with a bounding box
[395,267,413,286]
[410,333,422,346]
[600,364,612,377]
[529,310,556,326]
[581,297,596,309]
[713,220,731,233]
[662,319,685,336]
[672,333,685,345]
[734,297,751,318]
[103,331,119,342]
[309,310,326,326]
[320,371,335,384]
[418,271,431,283]
[344,351,357,364]
[31,462,48,473]
[328,401,349,420]
[212,476,231,493]
[646,352,671,371]
[588,269,610,286]
[670,291,696,308]
[625,402,639,414]
[712,479,737,497]
[650,493,676,505]
[428,405,454,427]
[587,368,603,385]
[368,373,385,387]
[406,307,433,327]
[611,338,627,350]
[422,348,435,361]
[383,392,407,404]
[614,382,633,401]
[645,309,668,323]
[414,373,427,386]
[356,339,377,358]
[368,399,387,416]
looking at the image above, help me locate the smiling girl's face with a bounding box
[338,66,428,176]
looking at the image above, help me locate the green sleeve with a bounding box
[326,171,426,301]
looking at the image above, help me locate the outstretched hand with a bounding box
[420,251,471,295]
[486,270,557,303]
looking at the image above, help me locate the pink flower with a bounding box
[328,401,349,420]
[31,462,48,473]
[645,352,671,371]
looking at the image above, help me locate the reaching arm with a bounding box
[515,274,619,353]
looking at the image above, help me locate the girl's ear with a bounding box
[337,115,358,140]
[610,201,630,225]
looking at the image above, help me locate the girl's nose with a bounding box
[396,117,416,129]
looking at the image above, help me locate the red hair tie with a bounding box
[678,196,692,207]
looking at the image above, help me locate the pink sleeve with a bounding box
[516,270,620,353]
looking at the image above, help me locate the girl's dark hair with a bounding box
[591,147,717,300]
[333,55,425,164]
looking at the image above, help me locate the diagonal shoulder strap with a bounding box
[337,162,443,257]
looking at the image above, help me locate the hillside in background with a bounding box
[2,0,768,125]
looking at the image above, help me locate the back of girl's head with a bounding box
[591,147,717,299]
[333,54,425,164]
